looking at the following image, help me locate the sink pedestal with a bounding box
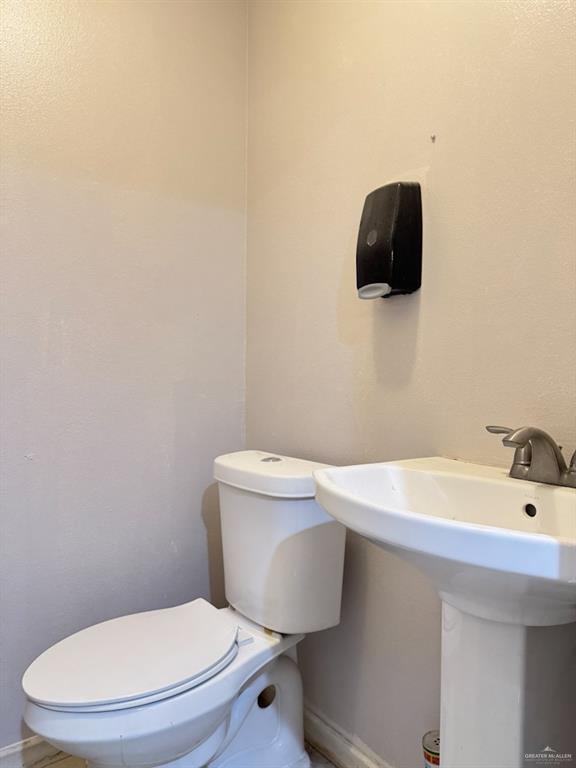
[440,603,576,768]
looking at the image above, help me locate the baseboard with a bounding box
[304,706,395,768]
[0,737,64,768]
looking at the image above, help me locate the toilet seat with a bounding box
[23,599,239,712]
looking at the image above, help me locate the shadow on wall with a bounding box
[371,294,421,389]
[337,229,421,390]
[522,622,576,757]
[202,483,226,608]
[336,228,428,464]
[299,531,371,721]
[300,531,442,759]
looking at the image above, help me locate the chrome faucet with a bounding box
[486,425,576,489]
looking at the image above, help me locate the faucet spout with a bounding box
[486,424,575,488]
[503,426,567,484]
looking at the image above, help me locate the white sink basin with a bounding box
[314,457,576,768]
[314,457,576,625]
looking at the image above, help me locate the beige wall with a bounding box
[246,2,576,767]
[0,0,246,746]
[1,0,575,761]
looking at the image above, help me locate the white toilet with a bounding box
[22,451,346,768]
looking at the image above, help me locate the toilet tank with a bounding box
[214,451,346,634]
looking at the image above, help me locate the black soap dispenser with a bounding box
[356,182,422,298]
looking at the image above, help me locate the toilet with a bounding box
[22,451,346,768]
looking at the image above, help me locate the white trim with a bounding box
[304,706,395,768]
[0,737,63,768]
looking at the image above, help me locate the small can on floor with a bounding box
[422,730,440,767]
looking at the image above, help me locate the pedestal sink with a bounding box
[314,458,576,768]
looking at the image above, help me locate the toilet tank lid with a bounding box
[214,450,331,499]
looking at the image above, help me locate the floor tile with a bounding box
[39,757,86,768]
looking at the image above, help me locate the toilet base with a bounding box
[208,655,310,768]
[87,655,310,768]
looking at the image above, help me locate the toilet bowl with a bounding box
[24,603,306,768]
[22,451,346,768]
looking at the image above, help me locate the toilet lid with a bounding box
[23,599,239,710]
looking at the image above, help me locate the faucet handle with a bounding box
[485,425,514,435]
[486,424,532,474]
